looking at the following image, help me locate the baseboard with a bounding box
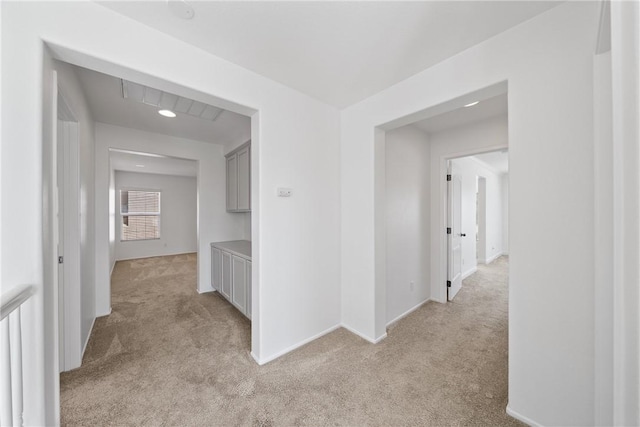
[251,324,341,365]
[386,298,432,327]
[115,251,197,262]
[81,316,96,358]
[341,323,387,344]
[110,260,116,277]
[197,288,216,295]
[95,308,112,318]
[462,266,478,280]
[485,252,503,264]
[506,405,542,427]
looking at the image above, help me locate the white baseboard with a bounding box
[81,316,96,358]
[197,288,217,295]
[95,307,112,318]
[386,298,432,327]
[115,251,197,262]
[251,324,341,365]
[462,266,478,280]
[485,252,503,264]
[506,405,542,427]
[341,323,387,344]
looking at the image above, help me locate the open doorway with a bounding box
[380,81,511,422]
[382,83,509,326]
[48,49,260,413]
[447,149,509,301]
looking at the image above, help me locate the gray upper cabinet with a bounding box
[226,141,251,212]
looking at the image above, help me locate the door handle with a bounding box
[459,233,466,237]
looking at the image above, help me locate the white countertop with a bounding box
[210,240,251,260]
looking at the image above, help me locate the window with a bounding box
[120,190,161,241]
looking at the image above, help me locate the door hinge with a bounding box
[446,174,452,181]
[446,227,451,234]
[58,256,64,264]
[447,280,451,288]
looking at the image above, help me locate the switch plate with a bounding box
[277,188,292,197]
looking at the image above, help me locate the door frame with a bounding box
[55,88,82,372]
[435,146,508,303]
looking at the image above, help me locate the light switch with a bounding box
[277,188,292,197]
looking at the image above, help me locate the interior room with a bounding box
[1,2,638,427]
[51,61,254,376]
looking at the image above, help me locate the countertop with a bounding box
[210,240,251,260]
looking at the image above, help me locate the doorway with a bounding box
[56,90,82,372]
[381,84,509,326]
[447,151,509,301]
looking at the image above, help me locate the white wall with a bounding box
[95,123,245,314]
[502,174,509,255]
[114,171,197,261]
[385,125,430,325]
[53,60,97,367]
[341,3,600,425]
[2,6,341,421]
[450,155,505,270]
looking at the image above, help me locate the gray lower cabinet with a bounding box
[221,251,232,300]
[211,241,251,319]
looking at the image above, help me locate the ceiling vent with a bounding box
[121,80,224,122]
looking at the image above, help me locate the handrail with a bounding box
[0,285,35,322]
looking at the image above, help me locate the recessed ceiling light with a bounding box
[464,101,480,107]
[136,164,145,168]
[158,109,176,118]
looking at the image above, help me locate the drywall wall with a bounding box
[95,123,245,314]
[502,174,509,255]
[385,125,430,325]
[341,2,599,425]
[53,59,97,368]
[0,0,342,375]
[114,171,197,260]
[451,155,504,275]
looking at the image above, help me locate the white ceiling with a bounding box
[472,150,509,174]
[99,1,561,108]
[110,150,198,177]
[73,65,251,147]
[413,93,507,134]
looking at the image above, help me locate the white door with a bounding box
[448,173,463,300]
[56,118,65,372]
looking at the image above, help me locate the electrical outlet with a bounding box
[410,281,414,291]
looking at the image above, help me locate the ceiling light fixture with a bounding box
[158,109,176,118]
[464,101,479,107]
[135,164,145,168]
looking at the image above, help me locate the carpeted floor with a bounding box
[61,254,520,426]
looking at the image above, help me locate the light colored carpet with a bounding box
[61,254,520,426]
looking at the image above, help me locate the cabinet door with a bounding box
[246,261,252,320]
[221,251,232,300]
[226,154,238,211]
[237,146,250,211]
[211,247,222,290]
[231,256,247,315]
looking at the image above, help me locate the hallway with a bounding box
[61,255,517,426]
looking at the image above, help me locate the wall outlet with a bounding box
[410,281,414,291]
[277,188,292,197]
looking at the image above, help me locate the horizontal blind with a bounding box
[121,190,161,241]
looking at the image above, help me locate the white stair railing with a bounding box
[0,285,35,427]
